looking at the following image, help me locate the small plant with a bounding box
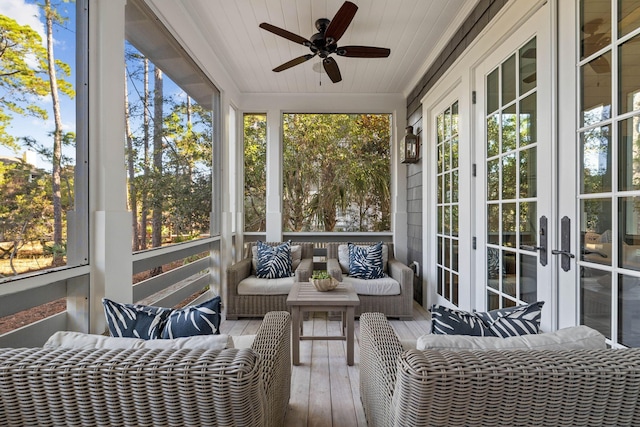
[312,270,330,279]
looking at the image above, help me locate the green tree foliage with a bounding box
[244,114,267,232]
[0,160,50,275]
[281,113,391,232]
[125,44,214,250]
[162,99,212,237]
[0,14,50,150]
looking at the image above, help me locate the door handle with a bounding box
[551,216,574,272]
[520,216,548,266]
[551,249,575,258]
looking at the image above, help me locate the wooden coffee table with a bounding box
[287,282,360,366]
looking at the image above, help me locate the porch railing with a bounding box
[0,232,390,347]
[0,237,221,347]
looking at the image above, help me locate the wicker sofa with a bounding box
[360,312,640,427]
[326,242,413,319]
[0,311,291,427]
[226,241,313,319]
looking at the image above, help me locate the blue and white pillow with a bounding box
[161,296,221,339]
[102,296,221,339]
[255,240,292,279]
[474,301,544,337]
[348,242,384,279]
[430,305,493,336]
[430,301,544,337]
[102,298,171,339]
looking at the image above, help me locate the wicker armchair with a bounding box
[326,242,413,319]
[0,311,291,427]
[359,312,640,427]
[226,241,313,319]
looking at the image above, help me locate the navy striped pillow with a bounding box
[102,298,171,339]
[475,301,544,337]
[161,296,221,338]
[102,296,222,339]
[256,240,292,279]
[430,301,544,337]
[348,242,384,279]
[430,305,493,336]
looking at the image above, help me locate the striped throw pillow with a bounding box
[348,242,384,279]
[255,240,292,279]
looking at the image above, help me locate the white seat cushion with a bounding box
[232,334,256,349]
[45,330,233,350]
[343,274,400,295]
[416,325,606,351]
[237,275,295,295]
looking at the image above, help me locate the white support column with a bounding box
[235,107,245,261]
[393,107,409,264]
[265,109,283,241]
[219,92,232,315]
[88,0,132,334]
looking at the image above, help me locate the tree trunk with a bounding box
[125,69,139,251]
[151,66,163,276]
[45,0,64,267]
[140,58,149,249]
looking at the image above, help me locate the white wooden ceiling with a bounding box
[149,0,478,95]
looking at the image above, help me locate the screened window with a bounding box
[0,0,87,282]
[125,0,217,252]
[282,113,391,232]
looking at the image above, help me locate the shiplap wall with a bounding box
[405,0,509,305]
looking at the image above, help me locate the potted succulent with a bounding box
[310,270,339,292]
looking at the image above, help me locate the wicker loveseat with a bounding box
[327,242,413,319]
[360,312,640,427]
[226,241,313,319]
[0,311,291,427]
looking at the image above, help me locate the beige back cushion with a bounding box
[416,325,606,351]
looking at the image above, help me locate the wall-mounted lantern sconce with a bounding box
[400,126,419,164]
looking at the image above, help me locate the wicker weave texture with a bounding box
[326,243,413,319]
[227,242,313,319]
[251,310,291,427]
[360,312,640,427]
[359,312,404,427]
[0,311,291,427]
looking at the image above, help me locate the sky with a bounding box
[0,0,77,170]
[0,1,208,172]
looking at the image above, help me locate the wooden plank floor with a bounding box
[219,301,431,427]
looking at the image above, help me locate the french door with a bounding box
[567,0,640,347]
[474,5,557,330]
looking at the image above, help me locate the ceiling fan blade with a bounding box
[323,57,342,83]
[337,46,391,58]
[325,1,358,43]
[273,54,316,72]
[259,22,310,46]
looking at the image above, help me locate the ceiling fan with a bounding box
[259,1,391,83]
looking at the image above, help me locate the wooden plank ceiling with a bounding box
[149,0,478,95]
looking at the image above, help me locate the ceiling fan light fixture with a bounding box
[258,1,390,84]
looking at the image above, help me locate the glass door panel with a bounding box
[481,35,547,312]
[436,101,460,306]
[577,0,640,346]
